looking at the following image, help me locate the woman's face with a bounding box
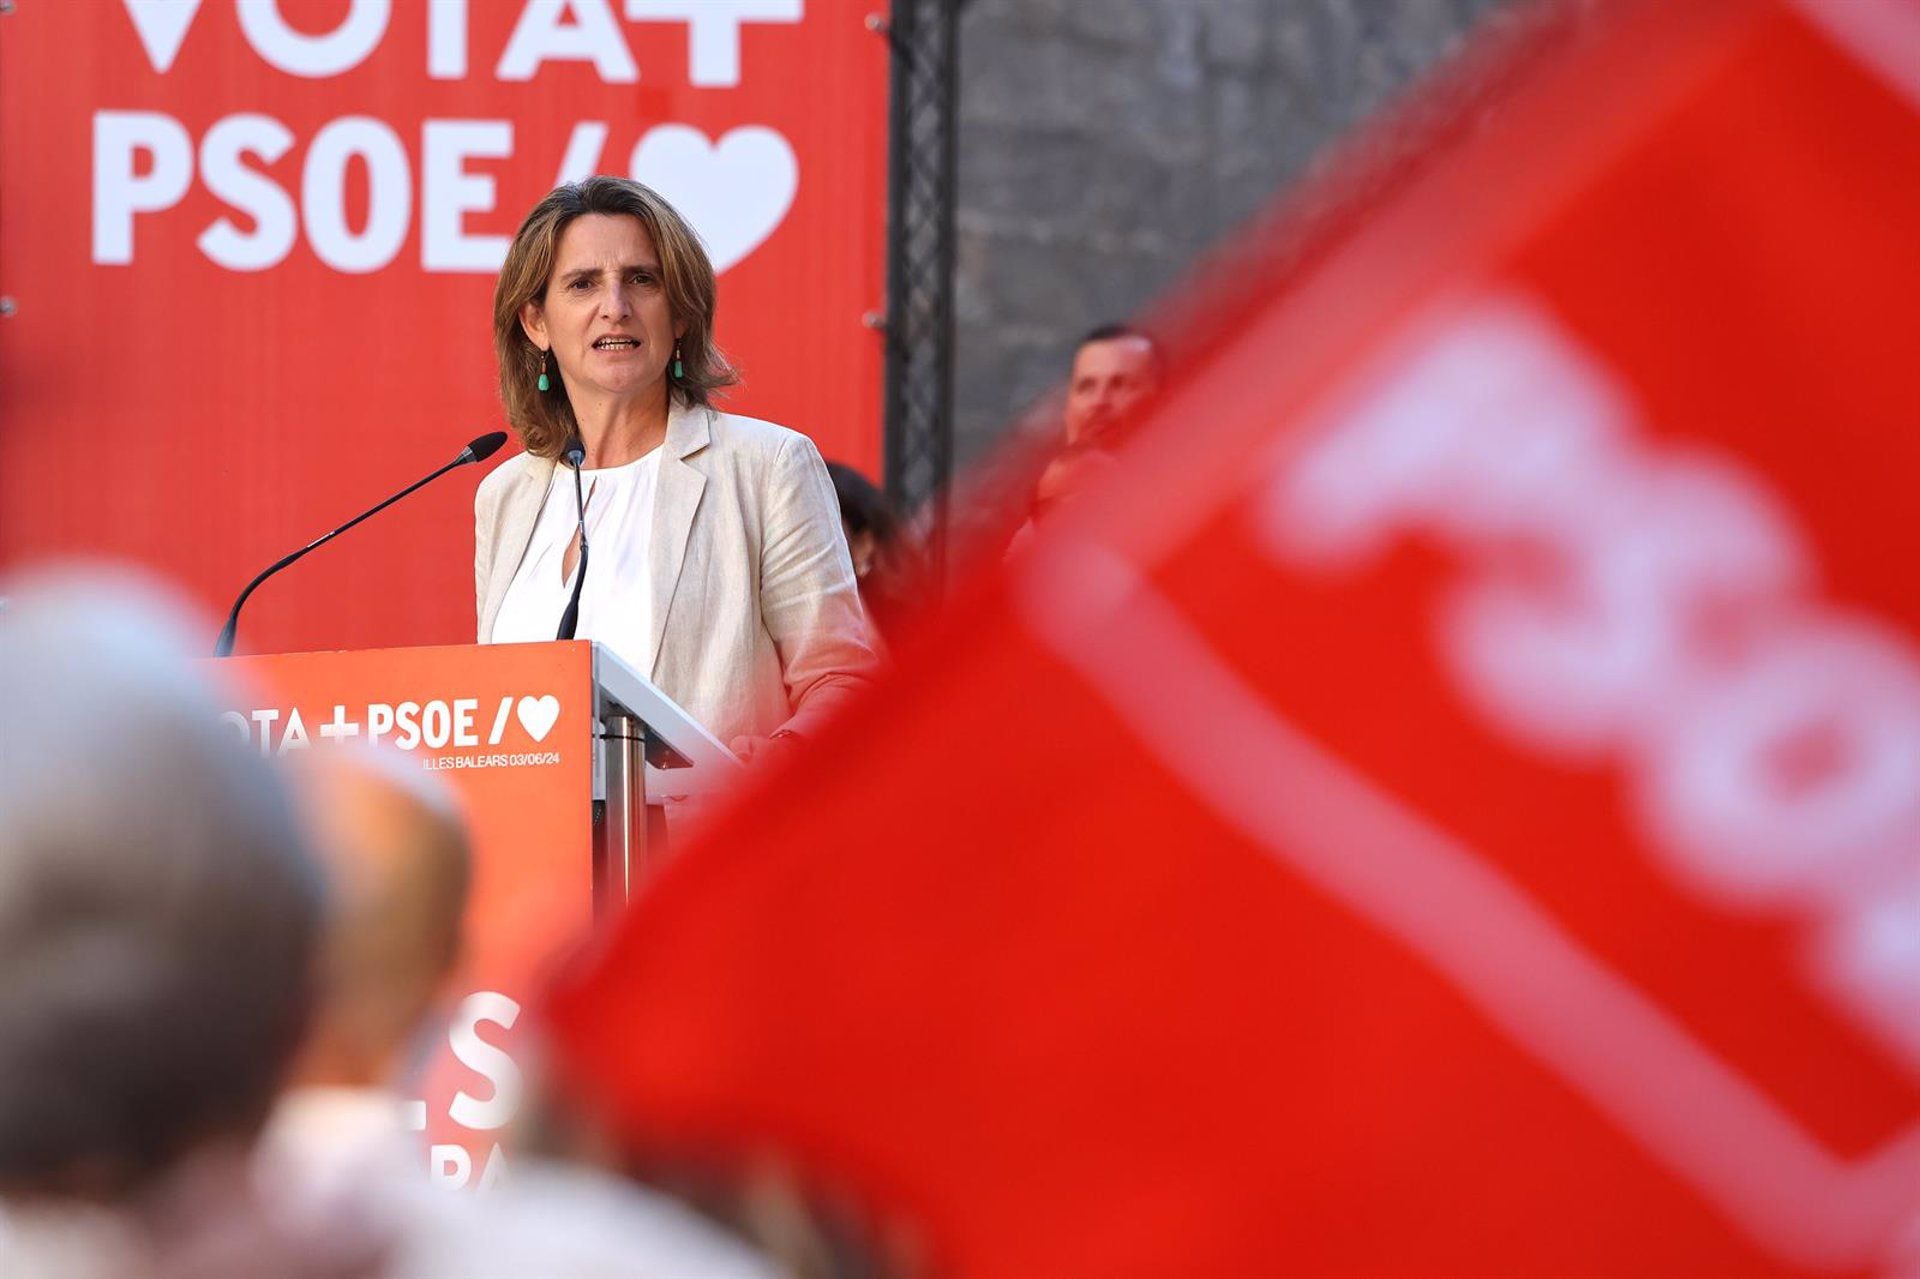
[521,213,683,412]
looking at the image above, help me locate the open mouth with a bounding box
[593,337,638,351]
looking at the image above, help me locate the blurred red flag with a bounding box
[547,1,1920,1273]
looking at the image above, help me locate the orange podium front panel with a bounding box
[219,640,596,1188]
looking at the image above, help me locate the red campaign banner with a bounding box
[546,1,1920,1274]
[0,0,887,654]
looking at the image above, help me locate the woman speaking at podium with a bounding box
[474,176,878,760]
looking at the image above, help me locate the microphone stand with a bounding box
[555,444,589,641]
[214,433,506,657]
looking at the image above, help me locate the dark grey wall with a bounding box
[952,0,1504,465]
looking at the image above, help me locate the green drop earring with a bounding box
[672,341,684,381]
[536,350,552,393]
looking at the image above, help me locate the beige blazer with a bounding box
[474,403,880,746]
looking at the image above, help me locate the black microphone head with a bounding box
[563,440,585,468]
[463,431,509,463]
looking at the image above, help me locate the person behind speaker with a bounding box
[476,176,878,763]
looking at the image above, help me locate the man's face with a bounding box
[1064,336,1159,446]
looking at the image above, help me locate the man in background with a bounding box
[1062,323,1162,449]
[1005,324,1160,556]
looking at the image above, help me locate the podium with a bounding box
[214,639,740,1187]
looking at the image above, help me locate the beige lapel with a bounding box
[644,402,711,676]
[479,455,555,642]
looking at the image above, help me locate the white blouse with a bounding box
[489,451,662,676]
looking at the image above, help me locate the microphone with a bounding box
[213,431,509,657]
[555,440,589,641]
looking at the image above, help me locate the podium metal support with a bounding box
[589,645,741,913]
[595,710,645,913]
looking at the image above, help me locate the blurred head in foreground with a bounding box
[1063,324,1162,448]
[265,750,787,1279]
[282,750,470,1093]
[0,571,322,1200]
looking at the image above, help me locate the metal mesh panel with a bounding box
[881,0,960,581]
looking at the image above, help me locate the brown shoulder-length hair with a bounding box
[492,176,738,460]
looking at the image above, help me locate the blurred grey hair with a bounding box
[0,569,323,1196]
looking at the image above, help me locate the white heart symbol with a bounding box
[516,695,560,743]
[630,125,797,274]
